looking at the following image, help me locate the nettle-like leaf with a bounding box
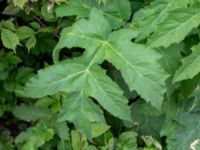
[23,9,167,136]
[16,26,35,40]
[173,43,200,82]
[25,36,37,52]
[0,20,16,31]
[1,28,20,51]
[148,4,200,48]
[55,0,131,29]
[131,0,190,42]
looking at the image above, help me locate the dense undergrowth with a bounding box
[1,0,200,149]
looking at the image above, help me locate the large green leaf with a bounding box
[53,9,168,109]
[23,7,168,138]
[23,60,131,121]
[55,0,131,29]
[148,5,200,48]
[173,43,200,82]
[131,0,189,42]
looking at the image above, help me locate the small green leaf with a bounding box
[16,26,35,40]
[26,36,36,52]
[116,131,138,150]
[91,123,110,138]
[55,122,70,141]
[0,20,15,31]
[71,130,88,150]
[3,3,20,15]
[1,28,19,51]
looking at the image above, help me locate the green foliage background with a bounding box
[1,0,200,149]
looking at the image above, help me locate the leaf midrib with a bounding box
[67,31,162,89]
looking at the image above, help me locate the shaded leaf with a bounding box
[13,104,51,121]
[173,43,200,82]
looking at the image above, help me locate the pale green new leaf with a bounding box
[55,0,131,29]
[13,0,27,8]
[131,0,189,42]
[173,43,200,82]
[26,36,37,52]
[148,5,200,48]
[91,123,110,138]
[54,9,168,109]
[1,28,19,51]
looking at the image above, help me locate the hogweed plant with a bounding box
[1,0,200,149]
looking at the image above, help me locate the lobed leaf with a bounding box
[148,5,200,48]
